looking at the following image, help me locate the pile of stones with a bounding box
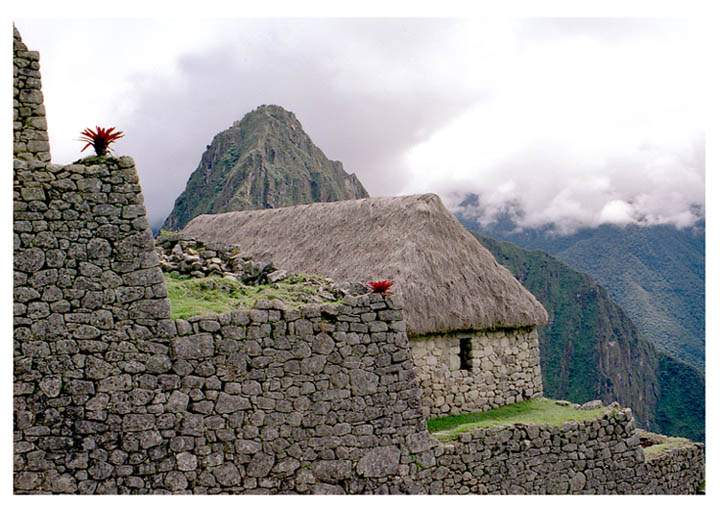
[155,234,373,301]
[155,234,288,285]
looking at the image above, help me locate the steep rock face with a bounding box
[476,233,704,441]
[475,234,658,429]
[162,105,369,230]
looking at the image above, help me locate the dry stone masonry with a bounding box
[429,408,704,494]
[13,26,51,164]
[411,328,543,417]
[12,26,704,495]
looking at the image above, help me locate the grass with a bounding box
[642,436,694,460]
[427,398,611,441]
[157,229,178,240]
[164,272,341,320]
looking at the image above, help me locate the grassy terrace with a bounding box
[643,436,694,460]
[427,398,611,441]
[637,430,696,460]
[164,272,341,320]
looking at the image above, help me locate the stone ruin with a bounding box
[12,25,704,494]
[156,235,284,284]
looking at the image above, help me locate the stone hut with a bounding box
[181,194,549,417]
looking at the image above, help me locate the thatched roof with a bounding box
[182,194,548,335]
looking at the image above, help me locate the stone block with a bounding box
[357,446,401,477]
[173,334,214,359]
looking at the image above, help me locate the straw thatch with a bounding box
[182,194,548,335]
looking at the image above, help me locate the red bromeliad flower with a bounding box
[368,279,394,294]
[79,126,124,156]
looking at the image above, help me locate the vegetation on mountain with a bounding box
[465,214,704,372]
[472,233,704,441]
[162,104,368,230]
[550,224,704,370]
[655,353,705,441]
[476,234,657,423]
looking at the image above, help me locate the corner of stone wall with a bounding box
[14,25,50,163]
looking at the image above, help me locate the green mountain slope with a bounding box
[466,216,704,371]
[550,224,704,371]
[655,353,705,441]
[476,234,658,427]
[474,233,704,441]
[162,105,368,231]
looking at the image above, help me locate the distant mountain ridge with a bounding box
[162,105,368,231]
[474,233,704,441]
[457,195,705,372]
[476,234,658,427]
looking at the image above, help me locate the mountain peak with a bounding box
[232,104,299,128]
[162,105,369,230]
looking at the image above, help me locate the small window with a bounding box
[459,337,472,370]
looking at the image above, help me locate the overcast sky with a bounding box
[16,18,704,232]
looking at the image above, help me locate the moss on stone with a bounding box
[427,398,612,441]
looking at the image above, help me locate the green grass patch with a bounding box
[643,436,694,460]
[157,229,178,240]
[164,272,341,320]
[427,398,611,441]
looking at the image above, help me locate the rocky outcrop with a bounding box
[161,105,369,231]
[155,235,366,302]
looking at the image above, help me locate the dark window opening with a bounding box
[459,337,472,371]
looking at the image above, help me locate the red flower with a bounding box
[79,126,124,156]
[368,279,393,294]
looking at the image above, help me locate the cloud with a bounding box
[598,200,635,226]
[18,18,485,227]
[402,18,704,232]
[16,18,704,232]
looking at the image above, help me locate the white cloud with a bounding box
[15,18,704,231]
[404,18,704,231]
[598,200,635,225]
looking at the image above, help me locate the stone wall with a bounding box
[13,26,50,164]
[13,155,171,493]
[11,149,427,494]
[11,157,425,492]
[133,295,428,494]
[411,328,543,418]
[155,235,282,283]
[12,26,704,495]
[427,408,704,495]
[643,443,705,494]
